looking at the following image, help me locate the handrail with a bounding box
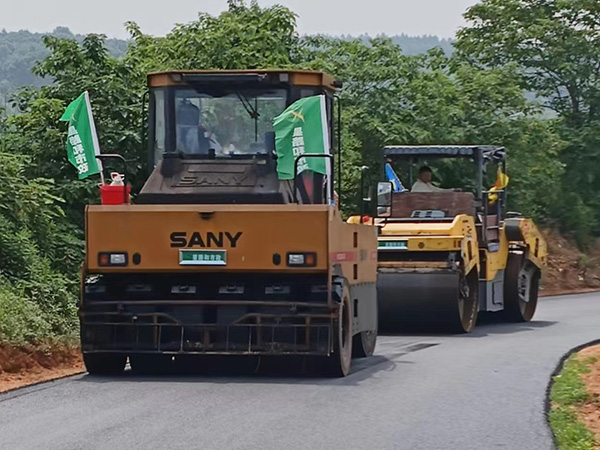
[480,189,506,246]
[292,153,334,204]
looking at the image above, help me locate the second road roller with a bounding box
[373,145,547,333]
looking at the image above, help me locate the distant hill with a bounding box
[0,27,454,102]
[0,27,128,100]
[394,34,454,55]
[345,33,454,56]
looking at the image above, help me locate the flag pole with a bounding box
[84,91,105,185]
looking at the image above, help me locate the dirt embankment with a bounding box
[0,345,83,393]
[541,230,600,296]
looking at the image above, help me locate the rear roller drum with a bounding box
[130,354,173,375]
[83,353,127,376]
[503,253,540,322]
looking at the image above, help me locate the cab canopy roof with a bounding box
[383,145,506,163]
[147,69,340,91]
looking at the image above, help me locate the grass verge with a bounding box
[549,353,598,450]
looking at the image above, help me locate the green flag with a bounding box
[60,92,102,180]
[273,95,330,180]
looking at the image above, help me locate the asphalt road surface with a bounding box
[1,293,599,450]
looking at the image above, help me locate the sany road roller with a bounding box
[79,70,378,377]
[374,145,547,333]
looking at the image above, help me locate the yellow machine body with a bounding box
[377,214,546,279]
[82,204,377,354]
[377,215,479,275]
[85,204,376,279]
[375,208,547,332]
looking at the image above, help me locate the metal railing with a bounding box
[81,319,333,356]
[292,153,334,204]
[479,189,505,247]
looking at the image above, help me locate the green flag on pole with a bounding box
[273,95,330,180]
[59,92,103,180]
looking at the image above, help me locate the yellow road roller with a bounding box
[374,145,547,333]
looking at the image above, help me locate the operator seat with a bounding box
[176,100,210,154]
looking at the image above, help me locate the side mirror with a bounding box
[377,181,393,217]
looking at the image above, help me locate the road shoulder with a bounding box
[548,342,600,450]
[0,344,83,394]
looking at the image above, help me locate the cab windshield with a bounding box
[173,87,287,158]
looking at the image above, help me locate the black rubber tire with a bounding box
[503,253,540,322]
[325,295,353,377]
[83,353,127,376]
[352,329,377,358]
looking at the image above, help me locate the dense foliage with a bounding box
[0,26,453,100]
[0,149,80,344]
[456,0,600,244]
[0,0,598,343]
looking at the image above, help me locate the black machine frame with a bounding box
[382,145,507,201]
[381,145,510,248]
[146,73,343,208]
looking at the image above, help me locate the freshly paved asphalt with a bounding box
[1,293,598,450]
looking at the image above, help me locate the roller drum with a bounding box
[377,270,478,333]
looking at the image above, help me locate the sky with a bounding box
[0,0,479,39]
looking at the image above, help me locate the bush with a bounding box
[0,151,79,345]
[550,192,598,249]
[0,282,53,345]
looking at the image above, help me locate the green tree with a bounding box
[301,37,564,218]
[126,0,300,72]
[456,0,600,122]
[6,34,146,226]
[456,0,600,243]
[0,150,79,343]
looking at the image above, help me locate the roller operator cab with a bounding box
[80,70,378,377]
[373,146,547,333]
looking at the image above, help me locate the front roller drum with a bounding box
[377,270,479,333]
